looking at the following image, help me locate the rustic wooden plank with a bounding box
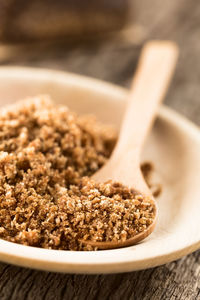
[0,0,200,299]
[0,250,200,300]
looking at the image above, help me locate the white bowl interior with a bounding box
[0,67,199,273]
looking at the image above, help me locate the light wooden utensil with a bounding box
[81,41,179,249]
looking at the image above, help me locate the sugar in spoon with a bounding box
[81,41,178,249]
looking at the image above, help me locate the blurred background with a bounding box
[0,0,199,125]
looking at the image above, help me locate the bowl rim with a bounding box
[0,66,199,274]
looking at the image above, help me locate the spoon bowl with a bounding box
[80,197,157,249]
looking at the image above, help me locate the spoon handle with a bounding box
[114,41,179,160]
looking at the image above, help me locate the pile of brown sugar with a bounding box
[0,96,156,250]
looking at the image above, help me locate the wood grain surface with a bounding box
[0,0,200,299]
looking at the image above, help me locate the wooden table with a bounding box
[0,0,200,299]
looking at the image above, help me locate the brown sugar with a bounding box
[0,96,157,250]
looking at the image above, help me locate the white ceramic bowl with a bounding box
[0,67,200,274]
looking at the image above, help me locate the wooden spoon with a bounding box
[81,41,179,249]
